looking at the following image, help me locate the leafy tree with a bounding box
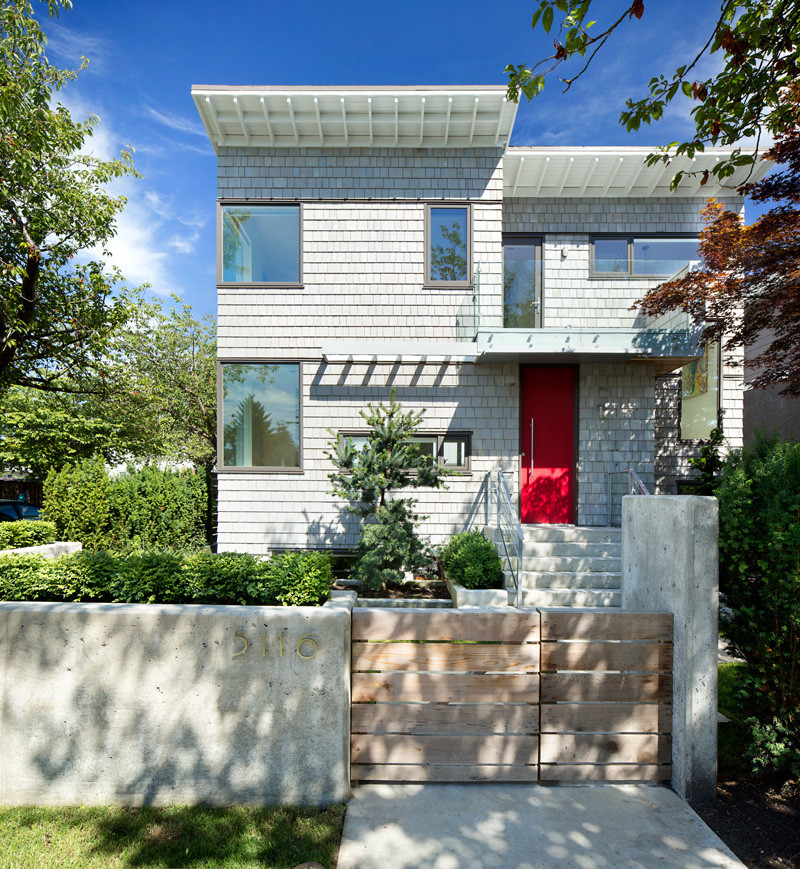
[1,0,139,392]
[506,0,800,184]
[326,392,448,589]
[637,84,800,396]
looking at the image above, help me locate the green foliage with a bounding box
[263,550,334,606]
[717,433,800,777]
[506,0,800,185]
[688,426,726,495]
[0,519,55,550]
[326,391,448,589]
[43,459,208,552]
[1,0,137,391]
[441,530,505,590]
[0,549,334,607]
[43,457,113,550]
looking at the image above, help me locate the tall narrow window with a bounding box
[426,205,471,285]
[503,236,542,328]
[221,363,301,469]
[680,343,720,439]
[220,204,301,284]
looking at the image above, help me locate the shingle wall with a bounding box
[501,197,743,329]
[217,361,519,554]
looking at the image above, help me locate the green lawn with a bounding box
[0,804,345,869]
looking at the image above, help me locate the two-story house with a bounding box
[192,85,769,566]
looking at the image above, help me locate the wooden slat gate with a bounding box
[351,607,673,784]
[351,608,540,783]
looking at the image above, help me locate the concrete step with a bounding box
[518,556,622,573]
[522,541,621,558]
[521,525,621,544]
[519,588,622,607]
[508,570,622,590]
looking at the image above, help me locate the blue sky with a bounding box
[43,0,733,319]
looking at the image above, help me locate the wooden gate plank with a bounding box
[352,764,539,783]
[352,609,540,642]
[540,672,672,702]
[351,733,539,765]
[352,642,539,673]
[540,611,673,642]
[540,703,672,734]
[352,672,539,703]
[540,642,673,672]
[352,702,540,735]
[539,733,671,765]
[540,764,671,782]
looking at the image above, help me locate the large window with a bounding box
[591,236,699,277]
[220,362,301,470]
[503,235,542,328]
[426,205,471,286]
[680,343,720,440]
[219,203,301,284]
[340,432,471,472]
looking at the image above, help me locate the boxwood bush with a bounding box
[0,520,56,551]
[0,549,334,607]
[440,530,504,590]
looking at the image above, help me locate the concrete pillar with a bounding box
[622,495,718,805]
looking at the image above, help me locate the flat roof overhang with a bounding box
[476,328,701,375]
[191,85,517,152]
[503,146,773,199]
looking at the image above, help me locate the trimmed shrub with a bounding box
[0,520,56,550]
[717,433,800,777]
[0,549,334,607]
[43,459,207,552]
[264,550,334,606]
[441,530,504,590]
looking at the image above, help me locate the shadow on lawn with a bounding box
[95,804,343,868]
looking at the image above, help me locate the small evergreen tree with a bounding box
[326,392,447,589]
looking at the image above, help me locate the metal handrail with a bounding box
[606,469,651,526]
[495,468,524,608]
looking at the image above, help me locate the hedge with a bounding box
[0,549,334,607]
[0,520,56,551]
[43,459,207,551]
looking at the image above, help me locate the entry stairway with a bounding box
[504,524,622,608]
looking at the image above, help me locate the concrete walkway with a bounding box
[337,783,743,869]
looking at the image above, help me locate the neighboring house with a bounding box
[192,85,771,555]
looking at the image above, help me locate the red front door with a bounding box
[520,367,575,523]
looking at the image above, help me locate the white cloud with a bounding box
[166,231,201,255]
[44,21,111,74]
[145,106,207,138]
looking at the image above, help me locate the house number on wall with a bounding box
[232,630,318,660]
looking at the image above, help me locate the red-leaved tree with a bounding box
[636,84,800,396]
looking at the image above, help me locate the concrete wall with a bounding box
[4,542,82,558]
[0,593,356,807]
[621,495,719,804]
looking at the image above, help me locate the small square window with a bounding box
[426,205,471,285]
[220,203,300,284]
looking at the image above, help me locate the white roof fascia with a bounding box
[191,85,517,152]
[503,146,773,198]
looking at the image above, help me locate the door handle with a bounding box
[530,418,534,462]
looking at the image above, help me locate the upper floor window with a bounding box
[591,236,698,277]
[219,203,301,285]
[503,235,542,328]
[220,362,301,470]
[426,205,471,286]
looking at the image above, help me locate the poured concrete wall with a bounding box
[0,593,355,807]
[621,495,719,804]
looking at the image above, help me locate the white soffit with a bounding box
[191,86,517,151]
[503,147,773,198]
